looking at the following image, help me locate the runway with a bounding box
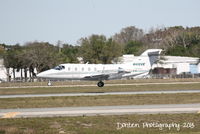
[0,81,200,89]
[1,90,200,98]
[1,82,200,118]
[1,103,200,118]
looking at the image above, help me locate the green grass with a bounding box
[1,93,200,109]
[1,113,200,134]
[1,78,200,87]
[0,83,200,95]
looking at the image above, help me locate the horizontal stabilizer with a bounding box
[140,49,162,56]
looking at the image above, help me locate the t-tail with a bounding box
[123,49,162,79]
[140,49,162,68]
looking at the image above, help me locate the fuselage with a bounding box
[37,57,151,80]
[37,49,162,87]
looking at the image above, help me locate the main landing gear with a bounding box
[97,81,104,87]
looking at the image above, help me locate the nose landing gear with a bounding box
[97,81,104,87]
[47,80,52,86]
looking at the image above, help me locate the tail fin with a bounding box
[141,49,162,66]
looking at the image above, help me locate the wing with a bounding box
[83,74,110,81]
[83,70,131,81]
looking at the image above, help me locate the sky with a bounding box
[0,0,200,45]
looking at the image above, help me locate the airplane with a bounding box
[37,49,162,87]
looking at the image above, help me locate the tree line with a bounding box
[0,26,200,80]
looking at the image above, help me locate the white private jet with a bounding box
[37,49,162,87]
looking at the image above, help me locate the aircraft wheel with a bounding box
[97,81,104,87]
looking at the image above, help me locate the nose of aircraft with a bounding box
[37,72,46,78]
[37,70,54,78]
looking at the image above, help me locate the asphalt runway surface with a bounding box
[1,103,200,118]
[1,90,200,98]
[0,81,200,89]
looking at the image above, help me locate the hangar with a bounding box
[120,55,200,77]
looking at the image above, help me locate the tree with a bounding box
[62,44,79,63]
[23,42,65,73]
[113,26,144,46]
[140,26,185,50]
[3,42,67,81]
[0,44,6,58]
[101,38,123,63]
[79,35,122,64]
[3,44,23,80]
[165,27,200,57]
[124,41,144,55]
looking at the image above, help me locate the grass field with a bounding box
[1,79,200,134]
[1,79,200,109]
[0,93,200,109]
[1,78,200,87]
[0,113,200,134]
[0,82,200,95]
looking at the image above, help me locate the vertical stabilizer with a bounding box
[141,49,162,66]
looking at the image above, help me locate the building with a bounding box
[0,59,7,82]
[0,58,37,82]
[119,55,200,75]
[153,56,200,74]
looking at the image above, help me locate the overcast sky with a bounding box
[0,0,200,45]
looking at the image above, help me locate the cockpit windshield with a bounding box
[54,65,65,70]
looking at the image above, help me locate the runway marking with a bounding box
[0,81,200,89]
[2,112,20,118]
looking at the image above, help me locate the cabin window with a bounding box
[61,66,65,69]
[75,67,78,71]
[88,67,91,71]
[68,67,70,71]
[82,67,84,71]
[94,67,97,71]
[54,65,65,70]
